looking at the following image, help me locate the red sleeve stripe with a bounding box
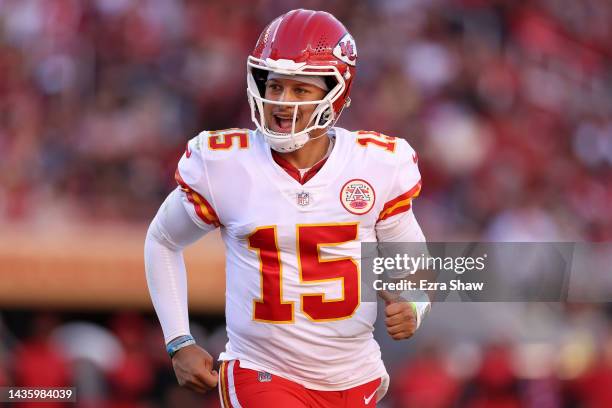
[378,180,422,222]
[175,169,221,227]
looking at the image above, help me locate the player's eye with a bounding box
[294,87,310,96]
[267,83,282,92]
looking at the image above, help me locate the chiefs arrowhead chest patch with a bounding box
[340,179,376,215]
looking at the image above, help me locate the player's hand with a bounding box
[171,344,219,393]
[380,291,417,340]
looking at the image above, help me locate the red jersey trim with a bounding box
[377,180,422,222]
[175,169,221,227]
[271,151,328,185]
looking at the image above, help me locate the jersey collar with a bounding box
[269,129,337,185]
[259,127,345,188]
[271,151,329,185]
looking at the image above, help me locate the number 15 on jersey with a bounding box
[248,223,360,323]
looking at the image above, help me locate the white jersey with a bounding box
[175,127,423,395]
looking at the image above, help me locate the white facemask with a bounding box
[246,57,347,152]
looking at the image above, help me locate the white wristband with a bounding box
[401,290,431,330]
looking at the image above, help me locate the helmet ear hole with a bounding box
[324,76,337,94]
[318,109,331,125]
[313,76,339,126]
[252,68,269,97]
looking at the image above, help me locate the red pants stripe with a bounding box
[218,360,381,408]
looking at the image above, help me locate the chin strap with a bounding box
[306,131,329,143]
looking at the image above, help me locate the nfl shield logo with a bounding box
[258,371,272,382]
[297,191,310,206]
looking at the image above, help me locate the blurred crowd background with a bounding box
[1,0,611,407]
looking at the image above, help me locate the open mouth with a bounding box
[273,114,297,132]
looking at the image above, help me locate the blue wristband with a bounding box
[166,335,195,358]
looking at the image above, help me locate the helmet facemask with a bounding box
[247,56,346,152]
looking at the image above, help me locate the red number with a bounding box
[209,129,249,150]
[356,130,396,152]
[248,224,360,323]
[297,224,359,321]
[248,226,294,323]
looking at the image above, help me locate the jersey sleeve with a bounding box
[145,188,208,343]
[174,132,221,232]
[376,138,424,242]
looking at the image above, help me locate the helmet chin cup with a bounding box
[264,131,310,152]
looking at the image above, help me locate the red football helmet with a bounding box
[247,9,357,152]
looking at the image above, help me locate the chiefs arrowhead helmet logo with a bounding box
[333,33,357,66]
[339,41,356,61]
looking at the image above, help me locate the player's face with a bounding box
[263,78,327,134]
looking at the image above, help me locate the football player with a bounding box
[145,9,429,407]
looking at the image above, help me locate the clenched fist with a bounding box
[172,344,219,393]
[379,290,418,340]
[384,301,418,340]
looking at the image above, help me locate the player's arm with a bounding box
[376,210,432,340]
[375,140,431,340]
[144,135,220,393]
[144,188,219,393]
